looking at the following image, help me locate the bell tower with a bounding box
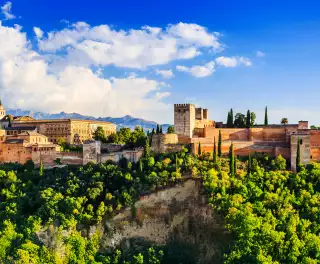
[0,99,6,120]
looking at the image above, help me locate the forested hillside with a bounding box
[0,148,319,263]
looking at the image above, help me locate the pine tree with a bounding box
[246,110,251,128]
[156,125,160,134]
[218,130,222,157]
[296,137,301,172]
[230,108,234,128]
[264,106,268,126]
[144,137,150,158]
[229,143,234,175]
[39,160,44,176]
[213,137,217,164]
[198,142,201,156]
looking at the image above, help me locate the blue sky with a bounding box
[0,0,320,125]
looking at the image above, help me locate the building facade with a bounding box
[11,118,116,144]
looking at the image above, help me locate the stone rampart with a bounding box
[151,133,178,153]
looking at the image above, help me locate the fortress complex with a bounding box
[152,103,320,171]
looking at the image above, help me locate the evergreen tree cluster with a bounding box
[226,108,257,128]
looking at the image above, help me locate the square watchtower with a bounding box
[174,104,195,138]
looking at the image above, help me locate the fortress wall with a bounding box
[274,147,291,159]
[204,128,249,141]
[151,134,179,154]
[261,128,287,141]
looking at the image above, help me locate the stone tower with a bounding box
[0,99,6,120]
[174,104,196,138]
[290,133,311,172]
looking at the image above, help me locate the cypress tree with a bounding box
[139,159,143,172]
[218,130,222,157]
[159,125,163,134]
[39,160,44,176]
[227,111,231,128]
[230,108,234,128]
[246,110,251,128]
[213,137,217,163]
[156,124,160,134]
[296,137,301,172]
[152,128,155,135]
[144,137,150,158]
[264,106,268,126]
[234,155,237,175]
[229,143,234,175]
[247,153,252,174]
[198,142,202,156]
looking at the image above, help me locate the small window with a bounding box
[310,155,313,159]
[300,139,303,144]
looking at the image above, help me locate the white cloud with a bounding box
[33,27,44,39]
[1,2,15,20]
[256,51,265,57]
[155,69,174,79]
[36,22,223,69]
[0,22,172,123]
[215,56,252,67]
[176,61,215,78]
[155,92,171,99]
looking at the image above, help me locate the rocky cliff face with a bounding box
[98,180,231,264]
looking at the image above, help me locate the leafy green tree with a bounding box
[167,126,174,134]
[281,117,288,125]
[93,126,107,143]
[246,110,251,128]
[218,130,222,157]
[234,113,246,128]
[274,154,286,170]
[264,106,268,126]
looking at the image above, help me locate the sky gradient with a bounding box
[0,0,320,125]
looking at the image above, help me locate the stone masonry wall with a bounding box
[174,104,195,138]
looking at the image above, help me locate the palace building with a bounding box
[0,101,117,144]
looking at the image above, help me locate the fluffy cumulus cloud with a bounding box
[256,50,265,57]
[215,56,252,67]
[176,61,215,78]
[33,27,44,39]
[1,1,15,20]
[155,69,174,79]
[0,22,172,122]
[36,22,223,69]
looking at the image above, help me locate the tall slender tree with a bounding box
[230,108,234,128]
[229,143,235,175]
[296,137,301,172]
[160,125,163,134]
[234,155,237,175]
[144,137,150,158]
[156,124,160,134]
[39,160,44,176]
[246,110,251,128]
[213,137,217,163]
[218,130,222,157]
[247,153,252,174]
[227,111,232,128]
[264,106,268,126]
[198,142,202,156]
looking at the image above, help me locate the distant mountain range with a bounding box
[7,109,171,132]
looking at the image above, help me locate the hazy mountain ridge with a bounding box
[7,109,171,132]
